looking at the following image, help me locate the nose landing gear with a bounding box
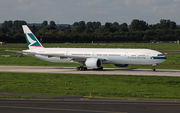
[152,64,157,71]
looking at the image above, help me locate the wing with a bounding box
[5,50,23,53]
[5,50,108,62]
[5,50,36,55]
[37,53,107,62]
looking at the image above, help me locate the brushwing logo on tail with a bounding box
[25,33,42,47]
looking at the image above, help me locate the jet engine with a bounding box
[114,64,129,67]
[85,58,102,69]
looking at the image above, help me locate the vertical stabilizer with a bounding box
[22,25,43,49]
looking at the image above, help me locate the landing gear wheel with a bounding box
[76,67,80,71]
[76,67,87,71]
[152,67,156,71]
[100,67,103,70]
[80,67,84,71]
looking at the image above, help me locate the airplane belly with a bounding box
[107,56,130,64]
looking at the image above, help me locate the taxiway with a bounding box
[0,65,180,76]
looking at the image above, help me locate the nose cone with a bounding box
[161,56,166,62]
[164,56,167,60]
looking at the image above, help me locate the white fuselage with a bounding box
[23,48,166,65]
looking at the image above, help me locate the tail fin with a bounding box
[22,25,44,49]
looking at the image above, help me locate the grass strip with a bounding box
[0,72,180,99]
[1,42,180,50]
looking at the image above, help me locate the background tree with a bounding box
[50,21,56,27]
[121,23,128,27]
[170,21,176,29]
[65,25,72,34]
[92,22,98,29]
[129,19,148,31]
[13,20,27,29]
[113,22,119,26]
[2,21,8,28]
[118,25,129,32]
[0,19,179,43]
[160,19,170,29]
[105,22,111,29]
[86,22,93,29]
[73,22,79,27]
[96,21,101,28]
[41,20,48,27]
[79,21,85,27]
[2,20,13,28]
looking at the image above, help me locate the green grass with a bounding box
[0,72,180,99]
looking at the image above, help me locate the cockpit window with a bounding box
[158,54,163,56]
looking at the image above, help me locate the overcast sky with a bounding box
[0,0,180,25]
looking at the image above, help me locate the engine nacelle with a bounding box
[85,58,102,69]
[114,64,129,67]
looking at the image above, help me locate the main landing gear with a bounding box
[76,66,103,71]
[76,67,87,71]
[76,62,87,71]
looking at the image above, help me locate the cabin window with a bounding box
[158,54,163,56]
[109,54,120,56]
[84,54,90,56]
[72,54,83,55]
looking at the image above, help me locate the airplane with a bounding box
[16,25,167,71]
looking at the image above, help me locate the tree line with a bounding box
[0,19,180,43]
